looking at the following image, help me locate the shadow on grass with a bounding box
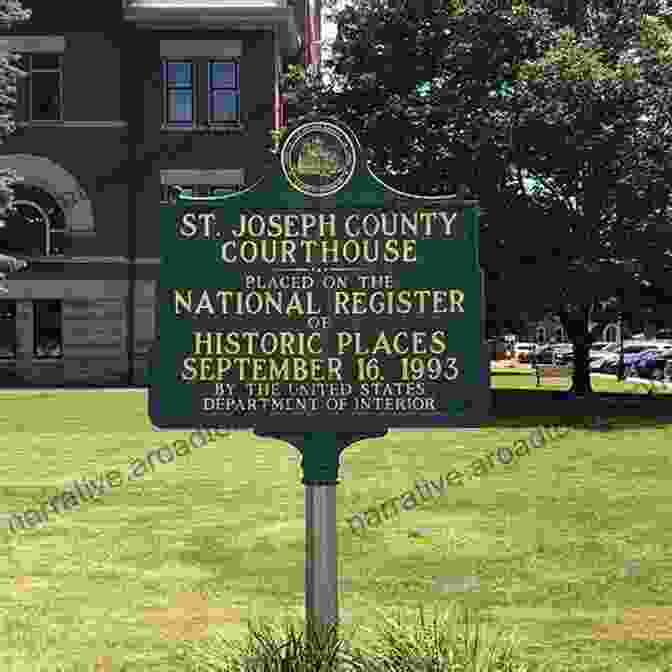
[487,388,672,430]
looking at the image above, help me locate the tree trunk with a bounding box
[559,303,594,396]
[570,337,592,395]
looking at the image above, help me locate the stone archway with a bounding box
[0,183,67,257]
[0,154,94,238]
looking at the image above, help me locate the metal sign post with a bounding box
[150,117,489,654]
[254,430,387,649]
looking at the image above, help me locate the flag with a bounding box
[305,0,321,72]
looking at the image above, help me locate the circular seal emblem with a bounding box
[281,121,356,197]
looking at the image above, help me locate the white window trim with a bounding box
[163,59,195,126]
[161,169,245,185]
[26,53,64,123]
[208,60,239,125]
[0,36,66,53]
[161,54,242,128]
[160,40,242,59]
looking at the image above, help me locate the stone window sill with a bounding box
[160,124,245,134]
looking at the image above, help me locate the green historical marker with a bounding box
[150,118,488,432]
[149,118,489,650]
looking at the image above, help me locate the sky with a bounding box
[320,0,345,67]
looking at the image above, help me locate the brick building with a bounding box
[0,0,308,385]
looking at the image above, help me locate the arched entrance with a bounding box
[0,154,94,238]
[0,184,67,257]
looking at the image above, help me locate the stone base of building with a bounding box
[0,277,155,387]
[0,356,150,387]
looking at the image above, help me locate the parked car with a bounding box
[599,343,669,374]
[548,343,574,364]
[514,342,537,362]
[555,341,619,367]
[591,343,666,372]
[589,342,619,365]
[555,352,575,365]
[603,349,658,375]
[631,350,672,379]
[533,345,557,364]
[590,341,618,356]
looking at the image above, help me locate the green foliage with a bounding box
[0,0,31,221]
[516,10,672,83]
[492,7,672,392]
[282,63,306,88]
[280,0,557,197]
[639,13,672,62]
[446,0,465,16]
[278,0,672,394]
[516,27,633,81]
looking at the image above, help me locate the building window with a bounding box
[209,61,239,124]
[554,327,564,342]
[34,300,62,359]
[536,326,546,343]
[161,59,240,128]
[16,53,63,122]
[0,185,66,257]
[0,301,17,359]
[163,61,194,126]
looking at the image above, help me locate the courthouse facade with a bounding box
[0,0,307,385]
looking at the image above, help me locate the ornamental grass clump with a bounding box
[177,602,536,672]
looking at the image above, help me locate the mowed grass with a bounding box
[0,391,671,671]
[491,364,672,394]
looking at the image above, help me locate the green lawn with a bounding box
[491,367,672,395]
[1,391,672,671]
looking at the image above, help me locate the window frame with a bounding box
[161,57,241,130]
[33,299,63,360]
[163,60,195,127]
[16,52,64,123]
[0,300,18,360]
[208,60,240,126]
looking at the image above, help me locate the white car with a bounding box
[589,342,619,361]
[553,345,575,365]
[590,341,614,354]
[513,342,537,362]
[590,343,668,372]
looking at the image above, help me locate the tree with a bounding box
[492,3,672,394]
[280,0,672,396]
[281,0,557,196]
[0,0,31,223]
[0,0,32,293]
